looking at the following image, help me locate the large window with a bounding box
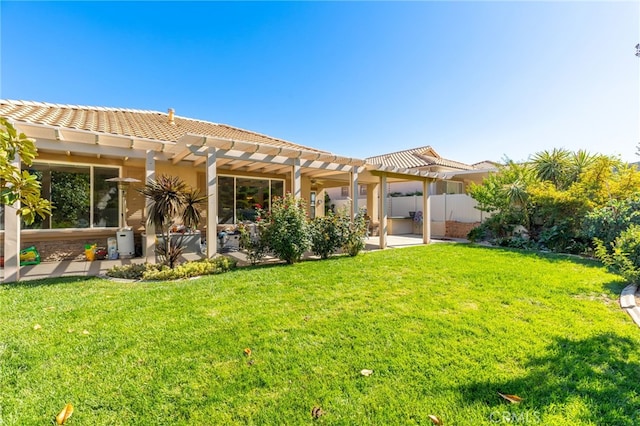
[217,176,285,224]
[22,163,119,229]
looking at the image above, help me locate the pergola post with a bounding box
[350,166,359,219]
[423,178,431,244]
[206,147,218,257]
[144,150,156,263]
[3,153,21,283]
[291,158,301,198]
[378,174,387,249]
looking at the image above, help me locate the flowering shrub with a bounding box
[260,193,311,264]
[342,210,368,256]
[310,213,347,259]
[238,222,268,265]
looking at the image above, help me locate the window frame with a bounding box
[20,160,122,230]
[217,174,286,225]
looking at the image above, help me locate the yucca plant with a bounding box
[138,175,205,268]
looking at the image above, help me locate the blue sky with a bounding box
[1,1,638,164]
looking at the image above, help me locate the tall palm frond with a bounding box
[182,188,207,231]
[531,148,570,189]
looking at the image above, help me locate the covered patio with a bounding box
[1,101,443,283]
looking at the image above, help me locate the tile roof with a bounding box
[0,99,327,153]
[366,145,476,171]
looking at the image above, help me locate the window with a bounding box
[309,191,317,219]
[341,187,349,197]
[359,185,367,196]
[22,162,119,229]
[217,176,285,224]
[433,180,464,195]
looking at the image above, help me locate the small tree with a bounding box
[138,175,205,268]
[0,117,52,224]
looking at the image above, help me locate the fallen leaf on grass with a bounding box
[243,348,252,357]
[67,329,74,334]
[360,369,373,376]
[55,403,73,424]
[311,406,325,418]
[82,330,90,335]
[33,324,42,330]
[498,392,523,404]
[428,414,443,425]
[247,359,255,366]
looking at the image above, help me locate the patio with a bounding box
[0,235,466,282]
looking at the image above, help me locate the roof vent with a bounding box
[168,108,175,125]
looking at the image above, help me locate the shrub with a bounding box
[238,222,268,265]
[342,210,368,256]
[260,194,311,264]
[106,256,236,280]
[584,194,640,249]
[310,213,346,259]
[594,224,640,284]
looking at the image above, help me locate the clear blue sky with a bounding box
[1,1,638,164]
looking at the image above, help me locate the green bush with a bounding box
[310,213,346,259]
[238,222,268,265]
[595,224,640,284]
[584,194,640,249]
[261,194,311,264]
[342,211,367,256]
[106,256,236,281]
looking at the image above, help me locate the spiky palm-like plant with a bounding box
[138,175,205,268]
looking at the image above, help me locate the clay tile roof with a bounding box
[366,145,476,171]
[0,99,327,153]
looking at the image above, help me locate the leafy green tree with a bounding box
[0,117,52,224]
[468,160,536,236]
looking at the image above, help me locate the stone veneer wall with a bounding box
[445,221,480,239]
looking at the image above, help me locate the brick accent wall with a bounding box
[445,221,480,239]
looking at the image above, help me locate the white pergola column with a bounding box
[366,182,379,236]
[206,147,218,257]
[350,167,359,219]
[144,150,156,263]
[423,178,431,244]
[291,158,301,198]
[378,174,387,249]
[3,154,21,283]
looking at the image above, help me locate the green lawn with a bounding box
[1,244,639,425]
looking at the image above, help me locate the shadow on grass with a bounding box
[458,332,640,425]
[2,275,96,289]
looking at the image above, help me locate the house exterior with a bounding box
[326,146,498,238]
[1,100,445,283]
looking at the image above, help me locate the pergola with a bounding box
[3,121,440,283]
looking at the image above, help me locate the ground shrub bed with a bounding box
[106,256,236,280]
[1,244,639,425]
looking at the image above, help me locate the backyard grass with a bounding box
[1,243,639,425]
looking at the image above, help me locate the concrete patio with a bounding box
[1,235,466,283]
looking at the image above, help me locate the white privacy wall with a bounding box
[330,194,488,223]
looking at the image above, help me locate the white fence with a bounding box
[331,194,486,223]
